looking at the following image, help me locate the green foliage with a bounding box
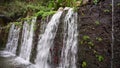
[4,22,21,32]
[4,23,12,32]
[22,17,31,21]
[79,0,83,6]
[80,40,84,44]
[95,20,100,25]
[82,61,87,68]
[96,37,102,41]
[50,0,80,9]
[1,0,81,19]
[0,1,25,17]
[93,0,99,5]
[35,10,56,19]
[103,9,110,13]
[93,50,97,54]
[48,1,55,9]
[83,35,90,40]
[88,41,94,46]
[73,7,78,12]
[14,22,22,27]
[96,55,104,62]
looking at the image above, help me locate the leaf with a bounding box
[96,55,104,62]
[88,41,94,46]
[83,35,90,40]
[82,61,87,68]
[95,20,100,25]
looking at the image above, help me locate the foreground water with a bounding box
[0,51,36,68]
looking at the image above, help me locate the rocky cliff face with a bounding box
[77,0,111,68]
[0,15,12,50]
[114,0,120,68]
[0,0,120,68]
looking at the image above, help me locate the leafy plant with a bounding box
[103,9,110,13]
[88,41,94,46]
[95,20,100,25]
[35,10,56,19]
[93,50,97,54]
[96,55,104,62]
[76,0,82,6]
[96,37,102,41]
[14,22,22,27]
[83,35,90,40]
[80,40,84,44]
[93,0,99,5]
[82,61,87,68]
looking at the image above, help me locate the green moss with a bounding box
[73,7,79,12]
[14,22,22,27]
[4,22,22,32]
[35,10,56,19]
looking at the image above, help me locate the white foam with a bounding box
[13,57,30,65]
[0,51,15,57]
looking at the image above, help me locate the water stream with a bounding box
[59,8,78,68]
[35,11,63,68]
[5,24,20,54]
[19,17,36,61]
[1,8,79,68]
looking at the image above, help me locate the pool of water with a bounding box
[0,51,36,68]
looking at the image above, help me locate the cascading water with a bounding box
[19,17,36,61]
[1,7,79,68]
[59,8,78,68]
[5,24,20,54]
[35,11,63,68]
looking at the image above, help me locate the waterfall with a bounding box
[3,7,78,68]
[5,24,20,54]
[59,8,78,68]
[35,11,63,68]
[19,17,36,61]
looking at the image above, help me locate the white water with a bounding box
[19,17,36,61]
[5,24,20,54]
[59,8,78,68]
[3,8,79,68]
[39,16,49,41]
[35,11,63,68]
